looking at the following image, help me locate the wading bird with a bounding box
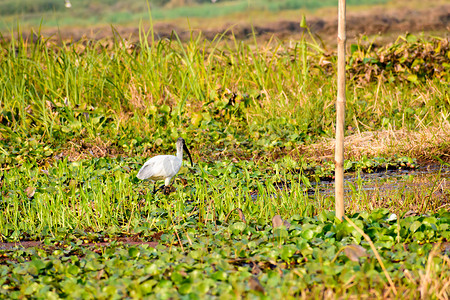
[137,138,193,194]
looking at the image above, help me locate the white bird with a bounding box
[137,137,193,194]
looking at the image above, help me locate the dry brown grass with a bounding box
[306,115,450,163]
[54,120,450,165]
[419,245,450,300]
[58,137,118,162]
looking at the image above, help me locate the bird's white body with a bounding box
[137,154,183,186]
[137,138,193,193]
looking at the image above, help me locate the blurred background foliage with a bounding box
[0,0,388,30]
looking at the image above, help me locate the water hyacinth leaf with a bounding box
[171,270,186,284]
[178,282,192,295]
[159,105,171,115]
[266,270,282,288]
[301,229,314,240]
[318,211,328,223]
[274,227,289,240]
[230,222,246,235]
[188,250,204,260]
[30,258,46,272]
[24,282,41,295]
[422,217,437,227]
[344,245,368,262]
[439,223,449,231]
[128,247,140,258]
[386,213,397,222]
[410,221,422,233]
[196,280,212,295]
[67,264,80,275]
[370,209,390,221]
[281,244,298,261]
[413,231,425,241]
[140,280,157,294]
[212,270,228,281]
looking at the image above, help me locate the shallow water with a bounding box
[250,165,450,202]
[315,165,450,196]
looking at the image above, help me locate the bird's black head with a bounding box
[177,137,193,167]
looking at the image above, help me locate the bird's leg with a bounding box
[163,185,171,195]
[157,184,165,193]
[152,183,157,194]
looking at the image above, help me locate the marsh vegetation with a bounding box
[0,11,449,298]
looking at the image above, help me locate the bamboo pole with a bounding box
[335,0,346,221]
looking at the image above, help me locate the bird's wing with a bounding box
[137,155,181,180]
[137,159,157,180]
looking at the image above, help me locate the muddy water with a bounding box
[310,165,450,199]
[248,165,450,204]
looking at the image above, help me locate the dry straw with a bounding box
[310,117,450,162]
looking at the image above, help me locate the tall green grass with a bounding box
[0,27,448,167]
[1,153,447,241]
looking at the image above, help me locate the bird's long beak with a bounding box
[183,143,193,167]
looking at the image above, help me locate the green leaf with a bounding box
[410,221,422,233]
[159,104,171,115]
[406,74,418,83]
[413,231,425,241]
[189,250,204,260]
[30,258,46,271]
[67,264,80,275]
[301,229,314,240]
[230,222,247,235]
[191,113,203,127]
[274,227,289,240]
[300,15,307,28]
[140,280,157,294]
[178,282,192,295]
[350,44,359,55]
[281,244,297,260]
[344,160,353,170]
[405,33,417,43]
[211,270,228,281]
[24,282,41,295]
[128,247,140,258]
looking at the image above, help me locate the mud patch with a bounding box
[0,234,161,251]
[14,5,450,44]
